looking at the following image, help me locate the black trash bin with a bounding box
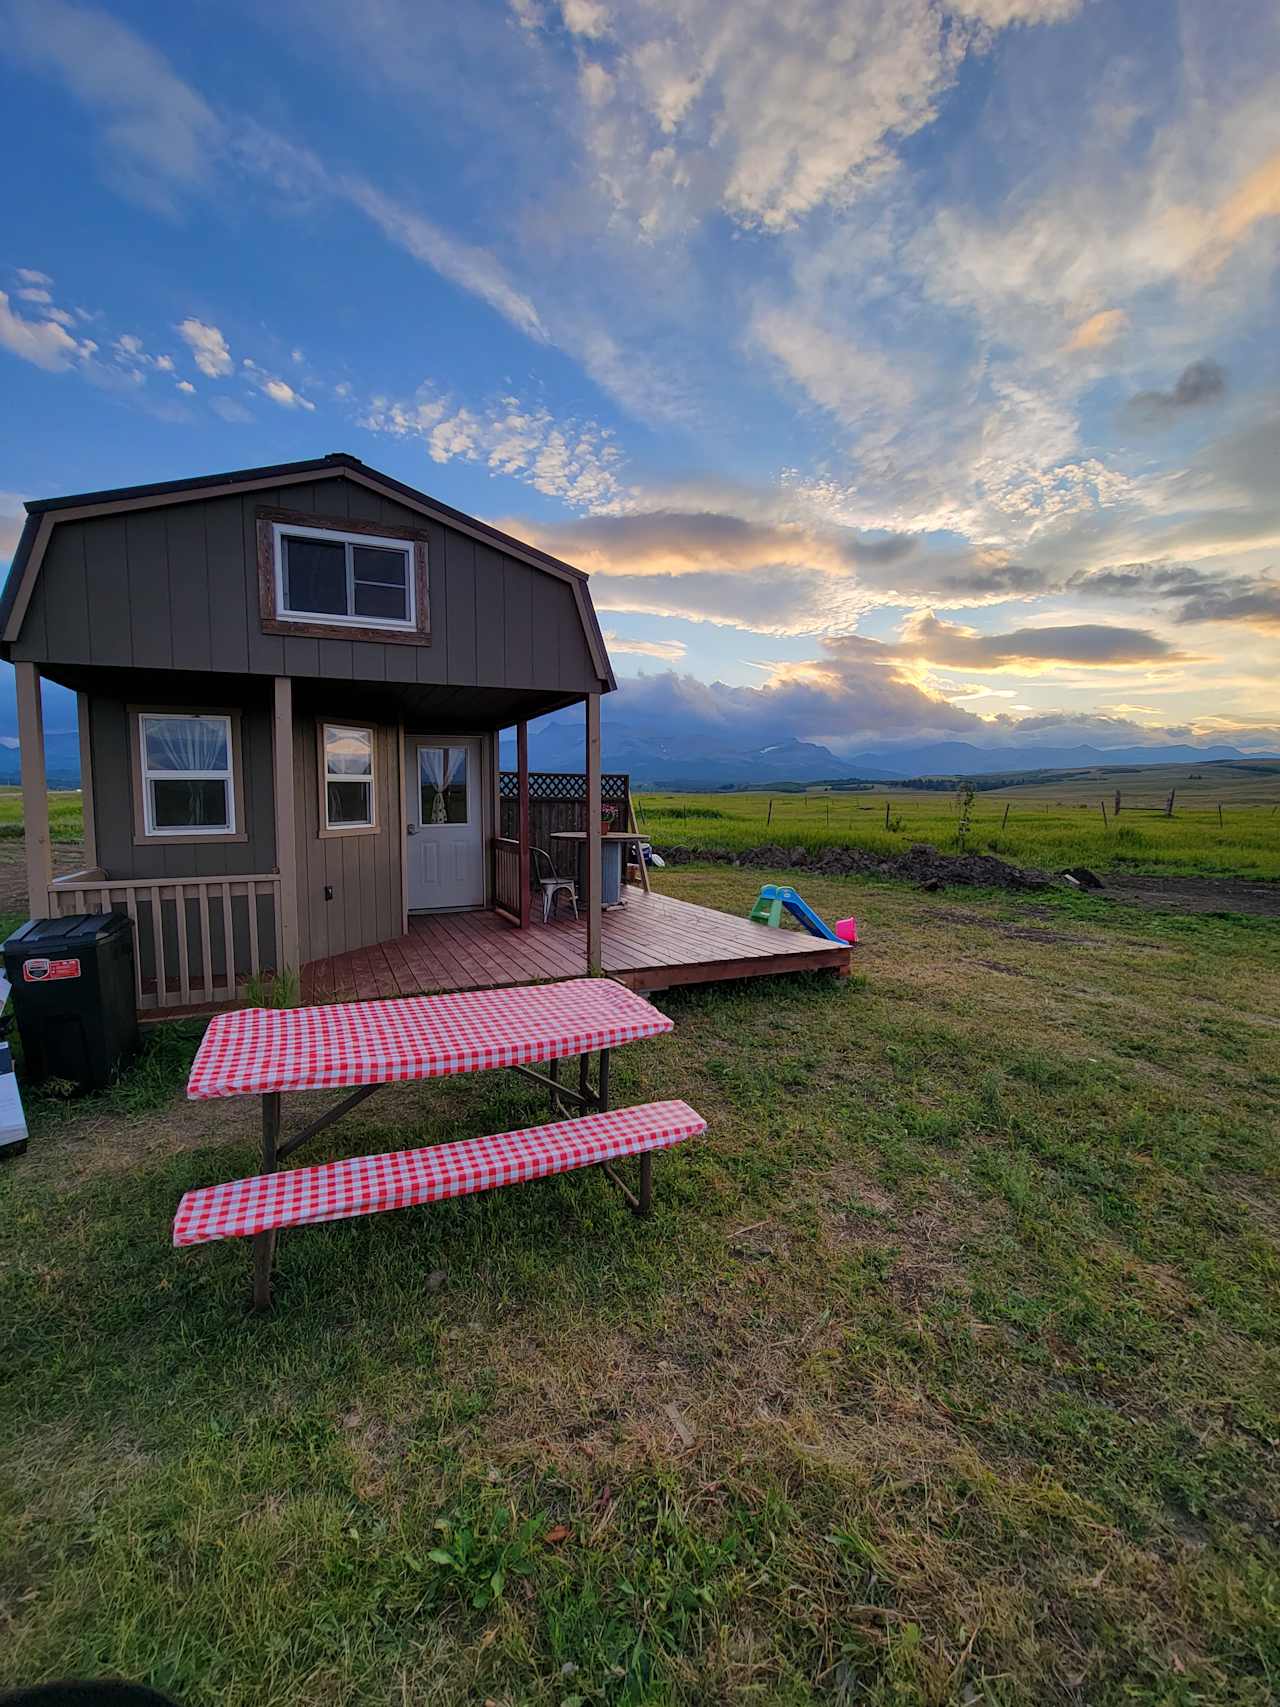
[3,914,139,1090]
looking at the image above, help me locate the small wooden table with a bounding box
[551,831,641,908]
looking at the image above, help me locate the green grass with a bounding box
[1,868,1278,1703]
[636,785,1280,878]
[0,787,84,843]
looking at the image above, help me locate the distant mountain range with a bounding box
[501,724,1280,787]
[2,718,1275,793]
[0,732,81,787]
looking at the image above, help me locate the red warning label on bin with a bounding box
[22,957,82,982]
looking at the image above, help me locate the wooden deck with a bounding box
[300,888,849,1003]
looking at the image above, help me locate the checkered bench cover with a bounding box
[186,979,673,1101]
[172,1100,706,1246]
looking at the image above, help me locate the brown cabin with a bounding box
[2,453,850,1013]
[0,453,624,1007]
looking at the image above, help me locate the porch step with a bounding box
[173,1099,706,1246]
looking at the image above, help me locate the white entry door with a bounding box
[406,738,484,910]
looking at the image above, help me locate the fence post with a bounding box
[1217,802,1223,829]
[766,798,773,826]
[1100,799,1108,828]
[1165,789,1176,818]
[1001,801,1010,830]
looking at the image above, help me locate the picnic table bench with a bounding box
[177,978,702,1310]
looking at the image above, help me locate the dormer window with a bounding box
[274,522,414,628]
[258,508,430,644]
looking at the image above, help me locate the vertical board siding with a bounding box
[202,496,251,671]
[293,717,402,964]
[445,530,478,681]
[166,505,213,672]
[16,474,606,689]
[125,510,173,670]
[503,559,535,689]
[42,527,89,663]
[473,545,506,684]
[87,516,134,667]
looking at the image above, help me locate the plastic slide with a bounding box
[749,885,857,944]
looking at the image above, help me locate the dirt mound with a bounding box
[657,839,1054,892]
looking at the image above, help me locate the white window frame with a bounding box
[322,722,378,834]
[273,521,416,631]
[139,712,237,838]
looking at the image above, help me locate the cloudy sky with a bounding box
[1,0,1278,756]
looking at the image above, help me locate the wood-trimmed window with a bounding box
[257,507,430,645]
[320,722,378,837]
[130,709,247,844]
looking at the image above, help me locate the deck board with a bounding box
[302,888,849,1003]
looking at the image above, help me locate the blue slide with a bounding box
[758,884,843,942]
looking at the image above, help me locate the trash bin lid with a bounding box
[2,912,133,957]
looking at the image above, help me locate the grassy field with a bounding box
[636,765,1280,880]
[0,786,84,843]
[2,867,1278,1704]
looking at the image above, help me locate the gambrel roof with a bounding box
[0,451,615,689]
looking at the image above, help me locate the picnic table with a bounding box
[182,978,686,1308]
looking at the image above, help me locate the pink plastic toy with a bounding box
[835,918,859,944]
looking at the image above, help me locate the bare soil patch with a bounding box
[0,839,87,914]
[1098,874,1280,917]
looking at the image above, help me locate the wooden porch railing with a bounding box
[46,871,283,1012]
[491,838,524,926]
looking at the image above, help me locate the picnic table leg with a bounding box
[637,1153,653,1218]
[252,1091,281,1313]
[548,1057,561,1120]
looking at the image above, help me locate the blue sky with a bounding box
[2,0,1278,757]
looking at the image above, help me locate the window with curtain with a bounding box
[138,713,235,835]
[418,746,468,825]
[323,724,376,830]
[274,522,415,629]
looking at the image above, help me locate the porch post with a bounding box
[586,692,602,973]
[16,662,51,918]
[76,690,97,868]
[272,677,300,975]
[516,720,531,929]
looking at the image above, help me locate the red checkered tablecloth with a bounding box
[173,1099,705,1244]
[186,978,673,1100]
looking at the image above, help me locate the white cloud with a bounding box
[559,0,609,38]
[176,378,196,394]
[340,178,547,343]
[527,0,1083,237]
[16,286,52,304]
[176,317,232,377]
[602,630,687,660]
[1,0,221,212]
[363,384,627,509]
[15,268,52,286]
[752,305,915,429]
[0,290,92,371]
[154,353,174,371]
[260,376,315,411]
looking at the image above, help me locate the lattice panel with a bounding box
[499,771,629,802]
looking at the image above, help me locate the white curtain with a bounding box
[144,715,228,774]
[420,747,466,824]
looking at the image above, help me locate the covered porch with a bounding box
[301,884,851,1003]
